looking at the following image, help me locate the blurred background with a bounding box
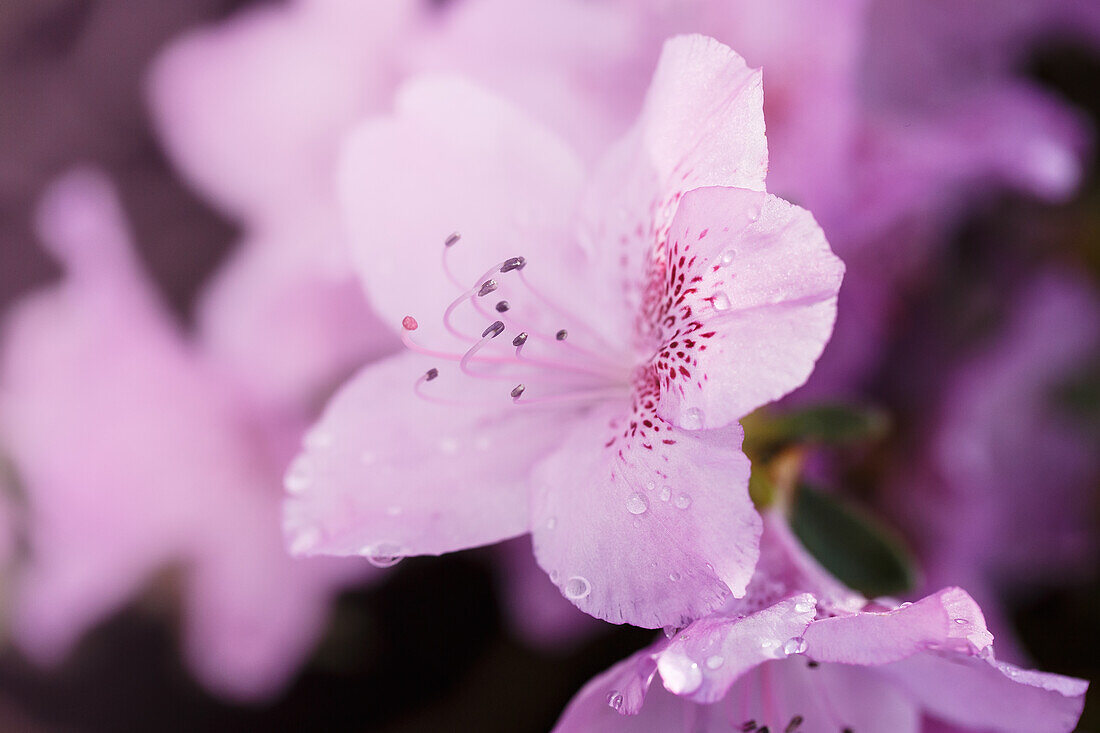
[0,1,1098,731]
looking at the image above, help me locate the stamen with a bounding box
[425,367,439,381]
[556,329,568,341]
[482,320,506,338]
[478,279,498,297]
[510,384,526,399]
[495,300,510,312]
[500,256,526,272]
[444,232,461,247]
[785,715,803,733]
[402,316,419,331]
[512,332,528,347]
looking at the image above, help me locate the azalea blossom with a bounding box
[0,169,372,699]
[284,35,844,628]
[554,514,1089,732]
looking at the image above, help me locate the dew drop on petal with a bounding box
[545,516,557,530]
[783,637,807,656]
[284,456,313,494]
[663,659,703,695]
[606,691,624,711]
[683,407,704,430]
[954,618,968,625]
[794,600,814,614]
[659,486,672,502]
[362,541,404,568]
[718,248,737,267]
[712,292,731,311]
[674,493,693,510]
[669,571,682,582]
[549,569,560,582]
[706,655,725,670]
[626,492,649,515]
[564,576,591,600]
[645,480,656,491]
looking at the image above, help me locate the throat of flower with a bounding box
[401,232,632,408]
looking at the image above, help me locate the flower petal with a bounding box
[881,654,1088,733]
[283,352,572,559]
[529,401,760,628]
[656,593,816,703]
[653,187,844,429]
[804,587,993,666]
[338,74,592,349]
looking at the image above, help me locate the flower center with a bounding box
[402,232,634,408]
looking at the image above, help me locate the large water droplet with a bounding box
[682,408,705,430]
[362,541,404,568]
[705,655,725,670]
[659,486,672,502]
[674,493,693,510]
[606,691,624,711]
[794,600,814,615]
[284,456,313,494]
[783,637,807,656]
[626,492,649,515]
[712,292,731,311]
[662,658,703,695]
[564,576,591,600]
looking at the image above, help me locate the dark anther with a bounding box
[425,368,439,381]
[512,332,528,347]
[785,715,803,732]
[444,232,461,247]
[740,722,758,732]
[500,256,527,272]
[806,660,819,669]
[482,321,505,338]
[478,279,498,297]
[556,329,568,341]
[495,300,510,312]
[510,384,526,399]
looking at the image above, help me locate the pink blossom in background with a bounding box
[554,513,1088,733]
[284,35,843,628]
[886,272,1100,658]
[0,169,374,700]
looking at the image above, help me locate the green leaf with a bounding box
[789,483,917,598]
[742,404,890,461]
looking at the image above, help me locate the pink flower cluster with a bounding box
[0,0,1096,729]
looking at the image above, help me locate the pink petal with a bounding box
[653,187,844,429]
[580,35,767,328]
[529,402,760,628]
[338,75,592,349]
[553,645,678,731]
[283,352,572,559]
[149,0,415,220]
[655,593,816,703]
[881,654,1088,733]
[803,587,993,665]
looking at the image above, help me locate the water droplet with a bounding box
[712,292,731,311]
[626,493,649,515]
[674,493,693,510]
[706,655,725,670]
[564,576,591,600]
[794,600,814,614]
[682,407,704,430]
[761,639,778,651]
[669,571,682,582]
[663,659,702,695]
[718,248,737,267]
[284,456,313,494]
[663,625,678,639]
[549,569,560,582]
[362,542,404,568]
[783,637,807,656]
[545,516,557,530]
[439,437,459,455]
[606,691,624,711]
[645,480,656,491]
[954,618,968,625]
[289,528,320,554]
[659,487,672,502]
[303,428,333,450]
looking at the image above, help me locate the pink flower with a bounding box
[554,514,1088,732]
[284,35,844,628]
[0,169,372,699]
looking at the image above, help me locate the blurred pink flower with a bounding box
[284,35,843,628]
[887,273,1100,658]
[554,513,1088,732]
[0,169,373,700]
